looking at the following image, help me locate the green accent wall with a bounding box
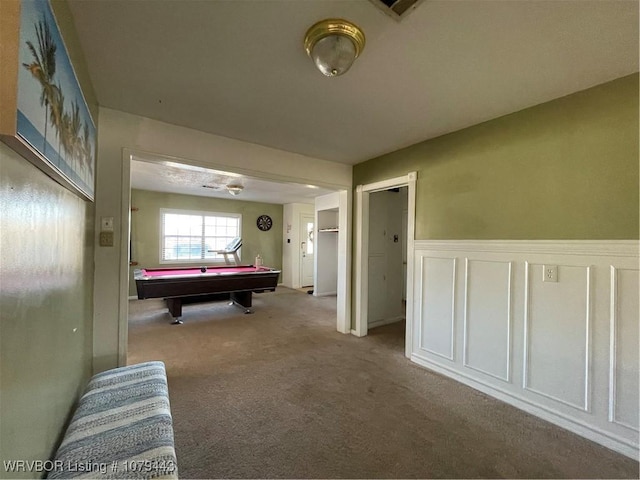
[0,145,94,478]
[354,74,639,240]
[129,189,284,297]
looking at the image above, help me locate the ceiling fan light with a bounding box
[304,19,365,77]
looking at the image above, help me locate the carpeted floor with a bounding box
[128,287,639,479]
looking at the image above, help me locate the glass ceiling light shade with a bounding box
[226,184,244,196]
[304,19,365,77]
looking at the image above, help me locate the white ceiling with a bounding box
[68,0,638,201]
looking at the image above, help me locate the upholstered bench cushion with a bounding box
[50,361,178,479]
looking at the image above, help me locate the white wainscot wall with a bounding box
[410,240,639,459]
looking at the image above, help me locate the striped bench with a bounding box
[49,361,178,479]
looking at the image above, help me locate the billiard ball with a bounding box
[200,266,207,273]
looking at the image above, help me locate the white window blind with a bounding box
[160,209,241,263]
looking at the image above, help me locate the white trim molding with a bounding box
[608,265,640,433]
[411,239,639,459]
[413,240,639,257]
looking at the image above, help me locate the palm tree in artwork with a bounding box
[68,101,81,173]
[81,123,92,184]
[49,83,64,165]
[60,109,72,165]
[22,17,57,156]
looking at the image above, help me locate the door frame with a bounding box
[115,149,354,366]
[117,147,133,367]
[354,172,416,358]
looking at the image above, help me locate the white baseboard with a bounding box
[368,316,404,329]
[410,239,639,459]
[314,291,337,297]
[411,354,638,459]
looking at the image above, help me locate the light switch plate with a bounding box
[101,216,114,232]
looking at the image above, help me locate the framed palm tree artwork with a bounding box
[0,0,96,201]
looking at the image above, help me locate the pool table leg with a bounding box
[165,298,184,324]
[230,291,253,314]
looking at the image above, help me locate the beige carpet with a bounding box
[128,288,638,479]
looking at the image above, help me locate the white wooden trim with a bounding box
[608,266,640,432]
[414,240,639,257]
[522,261,531,389]
[353,185,368,337]
[411,353,639,459]
[451,257,457,361]
[462,258,470,368]
[361,174,412,193]
[584,266,592,413]
[336,189,352,334]
[506,261,513,383]
[315,291,337,297]
[368,316,404,329]
[609,265,617,424]
[405,172,416,358]
[412,239,639,458]
[117,148,132,367]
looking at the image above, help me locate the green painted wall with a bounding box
[0,146,94,477]
[354,74,639,240]
[0,2,97,477]
[129,189,284,297]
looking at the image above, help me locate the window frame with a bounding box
[159,208,242,265]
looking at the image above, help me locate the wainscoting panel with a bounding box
[464,259,511,381]
[525,264,591,411]
[610,267,640,432]
[417,256,456,360]
[411,241,639,459]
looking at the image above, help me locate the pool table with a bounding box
[134,265,280,323]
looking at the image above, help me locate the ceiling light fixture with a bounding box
[304,18,365,77]
[226,184,244,196]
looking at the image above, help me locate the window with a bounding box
[305,220,314,255]
[160,209,241,263]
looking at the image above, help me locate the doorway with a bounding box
[367,188,408,330]
[115,150,354,369]
[300,214,314,287]
[354,172,416,359]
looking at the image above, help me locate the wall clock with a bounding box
[257,214,273,231]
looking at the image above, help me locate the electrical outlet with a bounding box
[543,265,558,282]
[99,231,114,247]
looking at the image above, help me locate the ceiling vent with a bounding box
[369,0,425,20]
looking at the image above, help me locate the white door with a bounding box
[300,214,314,287]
